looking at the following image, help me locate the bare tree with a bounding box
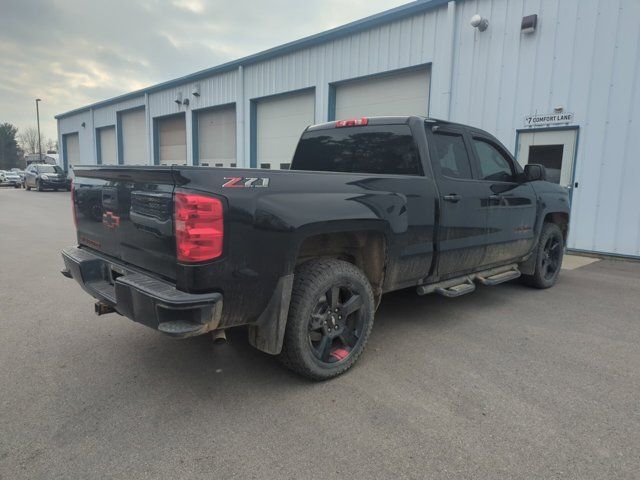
[45,137,58,153]
[18,126,40,155]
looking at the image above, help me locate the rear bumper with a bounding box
[61,246,223,338]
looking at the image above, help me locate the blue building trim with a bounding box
[327,84,336,122]
[95,128,102,165]
[55,0,450,120]
[249,100,257,168]
[191,111,199,166]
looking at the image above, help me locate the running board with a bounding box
[435,281,476,298]
[417,264,520,298]
[477,269,521,286]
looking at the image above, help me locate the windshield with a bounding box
[39,165,63,174]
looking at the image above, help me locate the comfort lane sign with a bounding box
[524,112,574,127]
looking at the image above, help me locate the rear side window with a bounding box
[291,125,421,176]
[430,131,473,179]
[472,138,515,182]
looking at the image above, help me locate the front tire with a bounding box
[36,181,42,192]
[522,223,564,289]
[278,259,375,380]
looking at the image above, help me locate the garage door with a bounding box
[65,133,80,168]
[197,105,236,167]
[256,91,314,169]
[158,114,187,166]
[120,109,148,165]
[98,126,117,165]
[335,68,430,119]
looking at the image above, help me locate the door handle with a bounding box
[443,194,461,203]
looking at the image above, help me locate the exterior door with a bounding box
[469,134,537,265]
[197,105,236,167]
[157,114,187,166]
[517,129,577,191]
[120,109,148,165]
[426,124,489,277]
[256,90,315,170]
[334,67,430,119]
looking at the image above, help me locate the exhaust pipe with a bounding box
[211,329,227,345]
[95,301,115,316]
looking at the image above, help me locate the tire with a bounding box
[521,222,564,289]
[14,184,19,189]
[278,259,375,380]
[25,184,31,191]
[36,181,42,192]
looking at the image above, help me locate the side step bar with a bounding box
[417,264,520,298]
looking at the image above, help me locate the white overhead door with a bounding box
[335,68,430,119]
[65,133,80,167]
[158,114,187,166]
[120,109,148,165]
[198,105,236,167]
[98,126,117,165]
[256,91,314,169]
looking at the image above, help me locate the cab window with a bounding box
[472,138,515,182]
[430,131,473,179]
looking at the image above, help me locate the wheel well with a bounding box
[296,231,387,302]
[544,212,569,241]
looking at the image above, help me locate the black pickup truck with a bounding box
[62,116,569,380]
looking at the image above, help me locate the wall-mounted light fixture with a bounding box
[182,98,190,107]
[192,84,200,97]
[81,122,86,128]
[175,92,183,105]
[470,14,489,32]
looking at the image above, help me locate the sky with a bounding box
[0,0,410,143]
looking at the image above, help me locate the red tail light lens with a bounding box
[174,192,224,262]
[71,179,77,228]
[335,117,368,128]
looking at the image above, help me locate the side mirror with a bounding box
[524,164,546,182]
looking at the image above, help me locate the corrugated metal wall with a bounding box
[449,0,640,256]
[57,0,640,256]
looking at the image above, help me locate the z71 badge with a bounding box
[222,177,270,188]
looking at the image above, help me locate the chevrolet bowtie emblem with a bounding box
[102,211,121,229]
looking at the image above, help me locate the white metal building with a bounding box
[56,0,640,258]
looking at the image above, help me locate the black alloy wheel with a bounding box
[308,284,365,364]
[278,259,375,380]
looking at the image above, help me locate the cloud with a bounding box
[0,0,408,141]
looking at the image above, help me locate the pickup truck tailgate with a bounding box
[72,166,177,280]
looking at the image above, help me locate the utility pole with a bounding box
[35,98,42,161]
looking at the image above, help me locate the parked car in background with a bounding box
[0,170,22,188]
[10,168,26,183]
[24,164,71,191]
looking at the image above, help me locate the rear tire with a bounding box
[521,222,564,289]
[25,184,31,191]
[278,259,375,380]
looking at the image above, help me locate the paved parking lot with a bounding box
[1,187,639,480]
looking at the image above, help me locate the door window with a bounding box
[430,131,473,179]
[528,144,563,183]
[472,138,515,182]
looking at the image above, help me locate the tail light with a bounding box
[335,117,368,128]
[71,179,77,228]
[174,192,224,262]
